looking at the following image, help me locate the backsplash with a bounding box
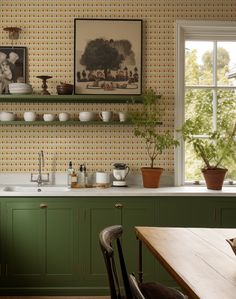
[1,0,236,174]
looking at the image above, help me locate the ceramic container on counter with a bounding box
[95,172,110,184]
[0,111,16,121]
[23,111,37,121]
[43,113,56,121]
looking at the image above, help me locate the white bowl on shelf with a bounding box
[43,113,56,122]
[59,112,70,121]
[0,111,16,121]
[79,111,96,122]
[24,111,37,122]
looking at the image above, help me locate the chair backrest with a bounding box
[99,225,132,299]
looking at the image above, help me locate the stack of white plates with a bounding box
[9,83,33,94]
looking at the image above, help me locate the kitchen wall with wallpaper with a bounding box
[1,0,236,174]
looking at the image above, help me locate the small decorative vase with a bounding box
[141,167,164,188]
[201,168,228,190]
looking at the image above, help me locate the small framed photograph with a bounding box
[74,19,142,96]
[0,46,26,94]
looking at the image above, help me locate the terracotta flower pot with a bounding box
[141,167,164,188]
[201,168,228,190]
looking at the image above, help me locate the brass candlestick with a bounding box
[36,75,52,95]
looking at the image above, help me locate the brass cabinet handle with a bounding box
[40,203,48,208]
[115,203,123,208]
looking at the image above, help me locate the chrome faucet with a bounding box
[31,150,49,186]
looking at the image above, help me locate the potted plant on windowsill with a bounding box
[130,89,179,188]
[179,118,236,190]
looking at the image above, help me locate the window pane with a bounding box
[217,42,236,86]
[217,89,236,131]
[185,88,213,133]
[185,142,203,181]
[217,90,236,181]
[185,41,213,86]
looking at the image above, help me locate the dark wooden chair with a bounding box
[99,225,187,299]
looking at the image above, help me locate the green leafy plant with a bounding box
[180,117,236,170]
[130,89,179,168]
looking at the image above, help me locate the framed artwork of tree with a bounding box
[74,19,142,95]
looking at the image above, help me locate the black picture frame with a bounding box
[0,46,26,94]
[74,18,142,96]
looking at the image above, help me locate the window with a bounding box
[175,21,236,186]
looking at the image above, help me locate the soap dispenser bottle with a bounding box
[79,164,87,187]
[67,161,74,188]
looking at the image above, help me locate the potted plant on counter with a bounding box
[130,89,179,188]
[179,118,236,190]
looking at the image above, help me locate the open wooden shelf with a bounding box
[0,94,144,103]
[0,120,134,125]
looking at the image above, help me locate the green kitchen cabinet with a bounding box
[157,197,215,227]
[2,199,79,290]
[156,197,215,286]
[80,197,156,292]
[214,198,236,228]
[0,195,235,295]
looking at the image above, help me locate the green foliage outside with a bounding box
[185,46,236,181]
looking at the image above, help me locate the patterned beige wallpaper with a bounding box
[0,0,236,174]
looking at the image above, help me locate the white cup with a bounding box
[43,113,56,122]
[99,111,113,122]
[59,112,70,121]
[23,111,37,122]
[95,172,110,184]
[118,112,127,122]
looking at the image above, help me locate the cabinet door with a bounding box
[81,197,156,291]
[4,200,79,287]
[44,201,79,284]
[5,201,44,284]
[215,199,236,228]
[157,197,214,286]
[121,198,156,281]
[81,198,121,287]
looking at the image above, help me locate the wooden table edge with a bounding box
[134,226,200,299]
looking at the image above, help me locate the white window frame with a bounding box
[175,20,236,186]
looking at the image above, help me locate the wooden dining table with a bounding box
[135,226,236,299]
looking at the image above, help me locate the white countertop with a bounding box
[0,173,235,197]
[0,185,235,197]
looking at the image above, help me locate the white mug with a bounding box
[99,111,113,122]
[59,112,70,121]
[24,111,37,122]
[118,112,127,122]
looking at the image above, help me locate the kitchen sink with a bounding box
[2,185,70,192]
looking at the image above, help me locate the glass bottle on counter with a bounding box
[71,170,78,188]
[67,161,74,188]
